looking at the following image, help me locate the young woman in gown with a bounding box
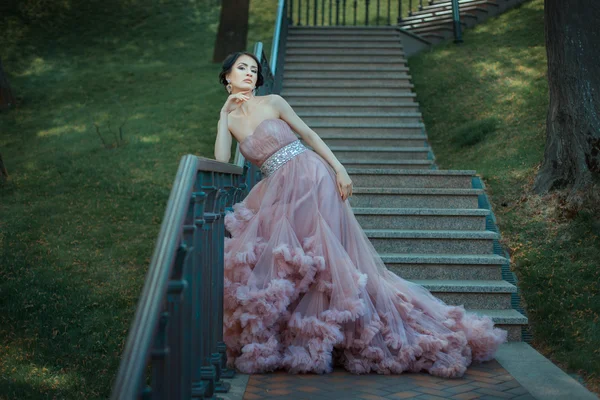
[214,51,507,378]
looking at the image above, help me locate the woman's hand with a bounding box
[336,168,353,201]
[221,90,251,114]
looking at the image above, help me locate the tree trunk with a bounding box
[533,0,600,200]
[0,57,16,111]
[212,0,250,63]
[0,152,8,181]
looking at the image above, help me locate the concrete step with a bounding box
[470,309,527,342]
[285,55,407,69]
[382,253,505,280]
[298,121,425,136]
[282,87,414,96]
[331,146,431,161]
[287,36,403,42]
[401,14,476,30]
[365,229,498,255]
[284,65,411,73]
[347,169,475,188]
[409,279,517,309]
[354,208,488,230]
[400,3,491,23]
[286,42,404,49]
[288,26,399,34]
[284,92,418,105]
[286,48,406,56]
[419,0,501,13]
[285,71,414,80]
[342,159,435,169]
[350,187,482,208]
[284,80,414,89]
[298,112,423,124]
[319,134,427,147]
[286,54,407,62]
[286,75,413,85]
[291,103,421,113]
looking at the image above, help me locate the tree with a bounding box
[0,57,16,111]
[533,0,600,205]
[212,0,250,63]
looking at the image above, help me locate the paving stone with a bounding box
[510,395,536,400]
[505,386,529,396]
[443,384,479,394]
[474,387,513,398]
[387,391,422,399]
[243,363,534,400]
[450,393,482,400]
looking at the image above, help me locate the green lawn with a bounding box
[1,0,599,398]
[409,0,600,392]
[0,1,276,398]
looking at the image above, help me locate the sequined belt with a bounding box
[260,140,307,177]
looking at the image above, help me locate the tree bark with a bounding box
[0,152,8,181]
[533,0,600,199]
[212,0,250,63]
[0,57,16,111]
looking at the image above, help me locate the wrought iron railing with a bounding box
[287,0,463,42]
[110,1,289,398]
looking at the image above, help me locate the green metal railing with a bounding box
[287,0,463,42]
[110,0,290,398]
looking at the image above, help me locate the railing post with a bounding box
[365,0,370,25]
[217,174,235,379]
[166,244,190,400]
[190,190,217,399]
[397,0,402,23]
[451,0,463,43]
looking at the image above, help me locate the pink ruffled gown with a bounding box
[223,118,507,378]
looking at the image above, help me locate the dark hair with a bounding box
[219,52,264,93]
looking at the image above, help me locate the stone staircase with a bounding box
[281,25,528,341]
[399,0,529,44]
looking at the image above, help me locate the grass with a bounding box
[0,0,277,398]
[1,0,599,398]
[408,0,600,392]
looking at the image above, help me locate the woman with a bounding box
[214,51,507,378]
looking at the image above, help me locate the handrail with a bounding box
[111,155,199,399]
[112,3,289,398]
[110,155,245,399]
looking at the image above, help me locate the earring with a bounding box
[226,79,232,94]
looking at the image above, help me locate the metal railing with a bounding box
[287,0,463,42]
[110,1,290,398]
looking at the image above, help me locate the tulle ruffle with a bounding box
[223,149,507,378]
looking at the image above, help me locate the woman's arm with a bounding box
[214,111,233,163]
[271,94,345,173]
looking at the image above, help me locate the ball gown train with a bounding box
[222,118,507,378]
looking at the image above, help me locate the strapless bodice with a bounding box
[239,118,299,166]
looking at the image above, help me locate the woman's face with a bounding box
[227,55,258,93]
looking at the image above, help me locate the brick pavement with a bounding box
[243,360,534,400]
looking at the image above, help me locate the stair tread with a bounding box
[307,122,425,127]
[353,207,490,215]
[341,160,433,165]
[410,279,517,292]
[331,146,430,151]
[354,187,483,194]
[467,309,528,324]
[299,111,421,116]
[320,134,426,139]
[282,93,417,97]
[380,253,506,264]
[347,168,476,175]
[365,229,499,239]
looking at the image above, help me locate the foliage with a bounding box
[409,0,600,393]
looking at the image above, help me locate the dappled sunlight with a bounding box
[1,341,79,393]
[37,124,87,138]
[140,135,161,143]
[16,57,53,77]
